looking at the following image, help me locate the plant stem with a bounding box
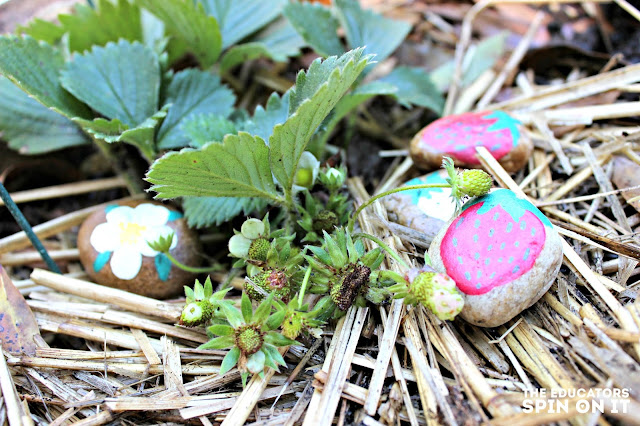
[347,183,451,232]
[378,269,409,285]
[91,137,143,194]
[0,182,60,273]
[164,252,223,274]
[353,232,408,269]
[298,266,312,307]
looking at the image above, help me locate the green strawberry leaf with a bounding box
[253,17,306,61]
[219,18,305,72]
[262,343,286,366]
[0,35,90,119]
[60,40,160,127]
[376,66,444,113]
[58,0,143,53]
[241,91,290,142]
[461,32,507,88]
[138,0,222,68]
[220,303,245,329]
[307,81,396,155]
[74,107,168,160]
[0,77,88,154]
[147,132,281,202]
[199,335,235,350]
[430,33,508,92]
[156,69,235,149]
[241,293,253,323]
[269,48,371,195]
[283,1,343,57]
[335,0,410,71]
[265,310,285,331]
[182,196,268,228]
[16,19,65,45]
[183,113,237,148]
[197,0,285,48]
[219,346,240,375]
[264,331,297,347]
[207,324,234,337]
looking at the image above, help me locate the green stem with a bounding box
[91,137,143,194]
[347,184,451,232]
[0,182,60,273]
[353,232,409,270]
[378,269,409,285]
[164,252,223,274]
[298,266,312,307]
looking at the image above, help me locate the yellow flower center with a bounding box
[118,222,147,246]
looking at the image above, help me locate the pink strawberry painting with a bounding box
[410,110,532,173]
[427,189,563,327]
[440,189,550,295]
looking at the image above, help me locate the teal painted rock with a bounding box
[427,189,562,327]
[384,170,457,237]
[410,110,532,173]
[78,200,200,299]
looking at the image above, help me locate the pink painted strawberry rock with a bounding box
[410,110,532,173]
[428,189,562,327]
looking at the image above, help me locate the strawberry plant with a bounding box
[0,0,304,158]
[0,0,511,391]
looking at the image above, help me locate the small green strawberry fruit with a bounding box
[459,169,492,197]
[248,237,270,261]
[282,312,304,340]
[312,210,339,233]
[245,269,290,302]
[180,300,214,327]
[235,325,265,356]
[410,272,463,321]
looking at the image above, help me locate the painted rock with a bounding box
[78,200,201,299]
[384,170,457,237]
[427,189,562,327]
[410,110,532,173]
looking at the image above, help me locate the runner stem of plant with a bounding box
[347,184,451,232]
[91,137,143,194]
[352,232,409,269]
[164,252,223,274]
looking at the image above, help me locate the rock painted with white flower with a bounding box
[78,200,200,299]
[384,170,457,239]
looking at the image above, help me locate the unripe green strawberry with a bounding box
[235,325,264,355]
[312,210,339,233]
[282,312,304,339]
[245,269,290,302]
[410,272,463,321]
[179,301,214,327]
[459,169,492,197]
[248,237,270,261]
[331,264,371,310]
